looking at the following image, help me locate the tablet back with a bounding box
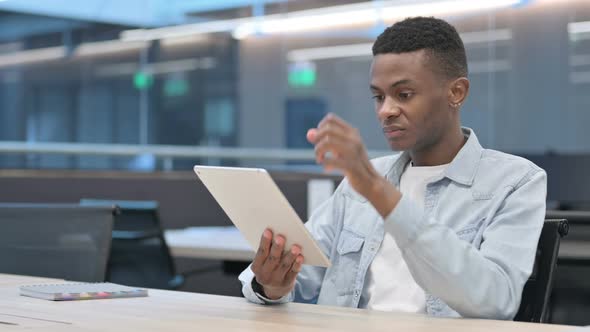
[193,165,330,267]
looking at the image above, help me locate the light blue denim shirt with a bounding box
[239,128,547,320]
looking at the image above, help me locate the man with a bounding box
[239,16,547,320]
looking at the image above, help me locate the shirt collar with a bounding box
[387,127,483,187]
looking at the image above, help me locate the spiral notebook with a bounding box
[19,282,148,301]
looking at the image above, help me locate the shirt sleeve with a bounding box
[384,168,547,319]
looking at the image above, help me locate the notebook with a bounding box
[19,282,148,301]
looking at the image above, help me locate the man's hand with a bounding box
[251,229,304,300]
[307,113,402,217]
[306,113,380,198]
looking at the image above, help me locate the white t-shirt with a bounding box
[362,161,449,312]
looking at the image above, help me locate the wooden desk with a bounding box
[0,274,572,331]
[165,226,254,261]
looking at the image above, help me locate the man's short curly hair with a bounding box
[372,17,468,79]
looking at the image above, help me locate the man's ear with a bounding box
[447,77,470,109]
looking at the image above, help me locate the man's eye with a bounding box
[399,92,413,100]
[372,95,384,102]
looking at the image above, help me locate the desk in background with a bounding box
[165,226,254,262]
[0,273,572,331]
[164,226,590,262]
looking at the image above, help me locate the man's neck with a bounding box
[409,127,466,167]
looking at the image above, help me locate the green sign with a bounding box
[164,78,189,97]
[288,61,317,87]
[133,71,153,90]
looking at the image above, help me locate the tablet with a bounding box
[193,165,331,267]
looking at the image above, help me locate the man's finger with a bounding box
[321,155,348,173]
[307,129,317,144]
[283,255,304,287]
[317,113,349,131]
[260,234,285,276]
[275,245,301,280]
[314,135,348,164]
[311,125,350,146]
[251,229,272,273]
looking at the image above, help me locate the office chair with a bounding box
[80,199,184,290]
[514,219,569,323]
[544,210,590,325]
[0,203,116,282]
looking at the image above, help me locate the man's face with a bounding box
[370,50,453,152]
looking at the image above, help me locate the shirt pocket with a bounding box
[456,218,485,249]
[334,228,365,295]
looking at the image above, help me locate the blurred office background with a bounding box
[0,0,589,326]
[0,0,588,171]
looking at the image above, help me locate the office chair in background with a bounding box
[0,203,116,282]
[514,218,569,323]
[80,199,184,290]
